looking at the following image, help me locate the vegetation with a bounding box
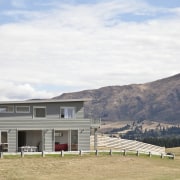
[122,126,180,148]
[109,124,131,133]
[142,137,180,148]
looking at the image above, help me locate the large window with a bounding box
[16,106,30,113]
[0,105,14,113]
[60,107,75,119]
[33,106,46,118]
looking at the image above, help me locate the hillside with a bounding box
[53,73,180,123]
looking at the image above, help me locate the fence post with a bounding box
[123,149,126,156]
[149,152,152,158]
[0,152,3,159]
[60,150,64,157]
[42,151,45,157]
[161,153,164,159]
[109,149,112,156]
[79,150,82,156]
[21,151,24,158]
[95,149,98,156]
[136,150,139,157]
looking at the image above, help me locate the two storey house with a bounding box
[0,99,97,153]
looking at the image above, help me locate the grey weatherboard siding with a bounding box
[0,99,91,152]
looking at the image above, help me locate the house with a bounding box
[0,99,100,152]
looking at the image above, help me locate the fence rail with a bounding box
[0,149,175,159]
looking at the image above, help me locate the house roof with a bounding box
[0,98,91,105]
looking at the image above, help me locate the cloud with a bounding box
[0,0,180,100]
[0,81,56,101]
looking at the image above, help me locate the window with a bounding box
[60,107,75,119]
[16,106,30,113]
[33,106,46,118]
[0,105,14,113]
[0,131,8,152]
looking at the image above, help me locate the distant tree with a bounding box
[122,126,180,147]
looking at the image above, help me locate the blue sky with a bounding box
[1,0,180,24]
[0,0,180,100]
[146,0,180,8]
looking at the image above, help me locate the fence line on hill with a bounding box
[90,134,165,155]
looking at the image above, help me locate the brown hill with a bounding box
[53,74,180,123]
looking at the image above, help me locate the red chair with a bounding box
[55,143,68,151]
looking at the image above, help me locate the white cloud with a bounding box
[0,0,180,100]
[0,81,56,101]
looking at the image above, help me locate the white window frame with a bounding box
[60,107,75,119]
[16,106,30,113]
[33,106,46,119]
[0,105,14,113]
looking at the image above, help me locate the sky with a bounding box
[0,0,180,101]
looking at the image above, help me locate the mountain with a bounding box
[53,74,180,123]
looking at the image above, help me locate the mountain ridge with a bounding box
[53,73,180,123]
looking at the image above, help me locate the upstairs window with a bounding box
[16,106,30,113]
[33,106,46,118]
[0,105,14,113]
[60,107,75,119]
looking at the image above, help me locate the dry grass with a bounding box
[100,120,176,134]
[166,147,180,156]
[100,121,132,133]
[0,149,180,180]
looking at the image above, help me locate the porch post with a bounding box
[52,129,55,152]
[42,130,45,152]
[16,129,18,152]
[69,129,71,151]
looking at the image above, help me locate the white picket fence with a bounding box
[90,134,165,155]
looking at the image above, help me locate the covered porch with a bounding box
[18,130,42,152]
[17,129,79,152]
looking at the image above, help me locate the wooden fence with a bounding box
[0,149,175,159]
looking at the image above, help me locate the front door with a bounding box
[18,131,26,147]
[71,130,78,151]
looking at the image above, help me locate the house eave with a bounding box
[0,98,91,105]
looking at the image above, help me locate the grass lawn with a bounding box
[0,148,180,180]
